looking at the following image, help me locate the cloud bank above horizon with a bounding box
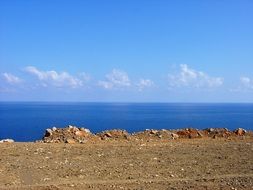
[1,64,253,102]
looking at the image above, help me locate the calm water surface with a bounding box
[0,102,253,141]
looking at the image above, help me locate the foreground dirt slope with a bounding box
[0,138,253,190]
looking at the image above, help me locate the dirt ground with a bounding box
[0,138,253,190]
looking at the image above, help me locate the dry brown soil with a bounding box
[0,138,253,190]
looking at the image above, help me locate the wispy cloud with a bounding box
[240,77,253,89]
[25,66,85,88]
[168,64,223,89]
[136,79,154,91]
[98,69,131,89]
[79,72,91,83]
[2,73,22,84]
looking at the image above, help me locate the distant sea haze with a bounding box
[0,102,253,142]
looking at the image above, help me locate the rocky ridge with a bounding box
[40,125,251,144]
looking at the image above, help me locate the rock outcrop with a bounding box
[40,126,250,143]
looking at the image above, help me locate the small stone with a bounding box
[43,178,51,181]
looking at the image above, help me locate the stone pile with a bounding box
[133,129,179,140]
[43,125,93,143]
[40,126,251,144]
[96,129,129,140]
[176,128,203,139]
[203,128,232,138]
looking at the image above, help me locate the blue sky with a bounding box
[0,0,253,102]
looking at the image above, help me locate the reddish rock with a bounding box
[188,129,200,139]
[42,126,94,143]
[176,130,189,137]
[176,128,202,139]
[234,128,246,136]
[97,130,129,140]
[204,128,231,138]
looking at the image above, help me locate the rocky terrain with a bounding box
[0,126,252,190]
[40,125,249,143]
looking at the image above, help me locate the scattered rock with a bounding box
[97,130,129,140]
[133,129,176,140]
[204,128,231,138]
[42,125,94,143]
[40,126,250,143]
[176,128,202,139]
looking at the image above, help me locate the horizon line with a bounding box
[0,101,253,104]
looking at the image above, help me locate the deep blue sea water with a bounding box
[0,102,253,142]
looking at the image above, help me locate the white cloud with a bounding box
[168,64,223,88]
[240,77,253,89]
[2,73,22,84]
[25,66,84,88]
[79,72,91,83]
[136,79,154,91]
[98,69,131,89]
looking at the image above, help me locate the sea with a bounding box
[0,102,253,142]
